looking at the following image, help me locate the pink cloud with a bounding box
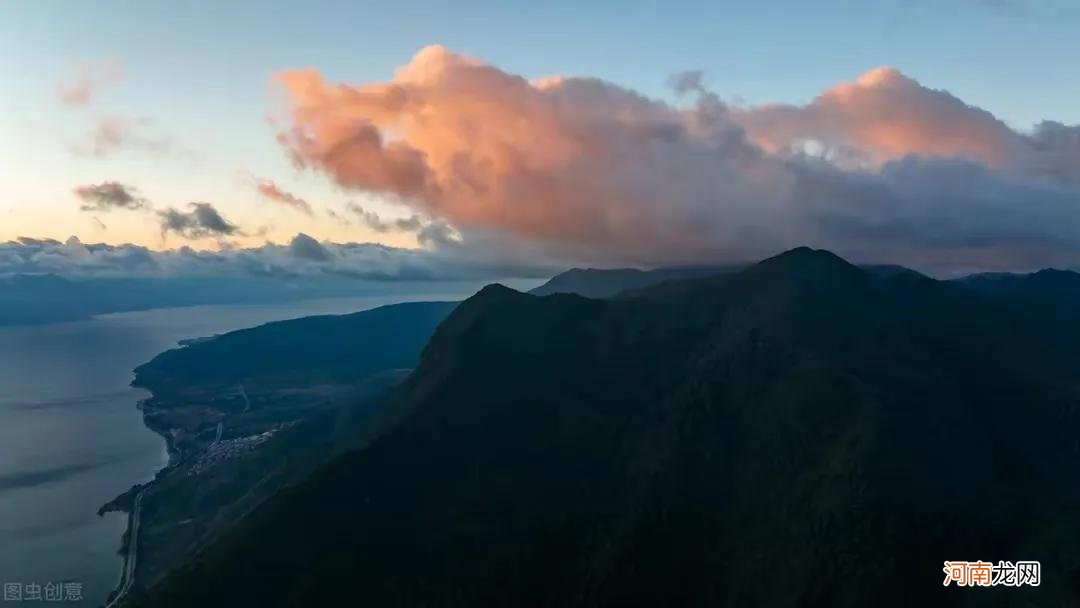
[732,67,1080,183]
[57,60,124,106]
[275,46,775,262]
[271,47,1080,271]
[250,176,314,215]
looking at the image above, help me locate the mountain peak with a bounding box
[450,283,528,319]
[764,246,848,265]
[753,246,863,276]
[1032,267,1080,280]
[138,241,1080,608]
[531,266,735,299]
[474,283,523,299]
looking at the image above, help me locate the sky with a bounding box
[1,0,1079,277]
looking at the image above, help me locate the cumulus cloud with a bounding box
[417,221,462,249]
[395,214,423,232]
[14,237,62,247]
[57,60,124,106]
[1025,121,1080,183]
[274,45,762,263]
[730,67,1080,180]
[0,235,553,281]
[668,69,707,96]
[288,232,332,261]
[73,181,147,212]
[2,237,158,277]
[272,47,1080,272]
[250,176,314,215]
[158,202,240,240]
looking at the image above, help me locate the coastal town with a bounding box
[187,429,278,477]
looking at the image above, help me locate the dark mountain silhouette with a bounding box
[135,248,1080,607]
[961,268,1080,358]
[529,265,737,298]
[133,301,459,392]
[528,262,927,300]
[107,301,460,596]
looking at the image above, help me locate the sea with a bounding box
[0,286,522,606]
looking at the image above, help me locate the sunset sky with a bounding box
[2,0,1079,276]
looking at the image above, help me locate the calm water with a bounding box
[0,287,513,606]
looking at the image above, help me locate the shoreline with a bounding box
[90,295,472,605]
[103,491,140,608]
[100,393,176,607]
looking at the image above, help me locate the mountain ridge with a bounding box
[135,248,1080,607]
[529,264,738,298]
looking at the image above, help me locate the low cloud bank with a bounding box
[0,235,553,281]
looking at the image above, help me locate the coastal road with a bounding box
[239,384,251,413]
[105,489,144,608]
[107,391,232,606]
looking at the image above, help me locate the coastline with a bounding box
[0,294,467,608]
[88,295,476,605]
[99,394,179,514]
[99,393,176,607]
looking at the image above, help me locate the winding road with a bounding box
[105,489,144,608]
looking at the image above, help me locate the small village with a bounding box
[187,429,277,476]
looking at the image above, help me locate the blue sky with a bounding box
[1,0,1078,249]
